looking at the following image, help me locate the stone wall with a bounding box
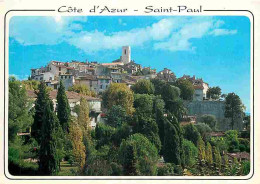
[184,100,243,131]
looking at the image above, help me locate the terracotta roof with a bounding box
[27,90,101,101]
[210,132,225,137]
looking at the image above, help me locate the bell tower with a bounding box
[121,46,131,64]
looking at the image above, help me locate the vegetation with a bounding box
[131,79,155,94]
[68,83,96,97]
[8,77,250,176]
[57,80,71,132]
[225,92,244,130]
[102,83,134,114]
[207,86,221,100]
[174,78,194,100]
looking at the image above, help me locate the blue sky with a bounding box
[9,16,251,112]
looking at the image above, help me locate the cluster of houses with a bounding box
[28,46,213,128]
[30,46,209,101]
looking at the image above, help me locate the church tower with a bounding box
[121,46,131,64]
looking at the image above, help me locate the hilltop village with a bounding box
[9,46,249,177]
[27,46,243,130]
[30,46,209,99]
[28,46,229,128]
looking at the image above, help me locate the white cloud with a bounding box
[9,74,29,80]
[210,29,237,36]
[9,16,237,53]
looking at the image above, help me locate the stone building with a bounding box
[157,68,176,82]
[27,90,102,129]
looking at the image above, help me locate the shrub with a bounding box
[183,139,198,167]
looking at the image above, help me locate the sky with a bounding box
[9,16,251,112]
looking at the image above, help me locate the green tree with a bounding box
[56,80,71,132]
[95,123,116,148]
[131,79,155,94]
[225,130,240,153]
[200,114,217,130]
[163,117,182,165]
[205,142,213,165]
[194,123,212,142]
[182,124,200,145]
[68,83,96,97]
[183,139,198,167]
[212,146,222,171]
[77,97,91,141]
[225,92,244,130]
[150,78,167,95]
[31,82,50,144]
[69,118,86,172]
[9,77,33,142]
[174,78,194,100]
[119,133,158,176]
[152,96,167,152]
[207,86,222,100]
[197,136,206,163]
[38,100,60,175]
[103,83,134,115]
[107,105,128,128]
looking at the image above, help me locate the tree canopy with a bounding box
[207,86,222,100]
[225,93,244,130]
[103,83,134,115]
[131,79,155,94]
[174,78,195,100]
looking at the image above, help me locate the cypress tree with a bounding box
[205,142,213,165]
[197,136,206,163]
[163,117,182,165]
[31,82,49,144]
[39,100,60,175]
[57,80,71,132]
[213,146,222,171]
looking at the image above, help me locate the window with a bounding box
[59,67,61,71]
[65,76,67,79]
[100,85,102,89]
[125,49,127,55]
[49,77,52,80]
[40,77,43,80]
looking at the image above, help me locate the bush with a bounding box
[182,124,200,145]
[238,138,250,152]
[183,139,198,167]
[157,163,175,176]
[225,130,240,153]
[194,123,212,142]
[119,133,158,176]
[241,161,250,176]
[200,114,217,130]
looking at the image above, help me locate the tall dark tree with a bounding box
[31,82,49,144]
[163,115,183,166]
[153,96,167,152]
[39,100,60,175]
[225,92,244,130]
[106,105,128,128]
[56,80,71,132]
[133,94,161,151]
